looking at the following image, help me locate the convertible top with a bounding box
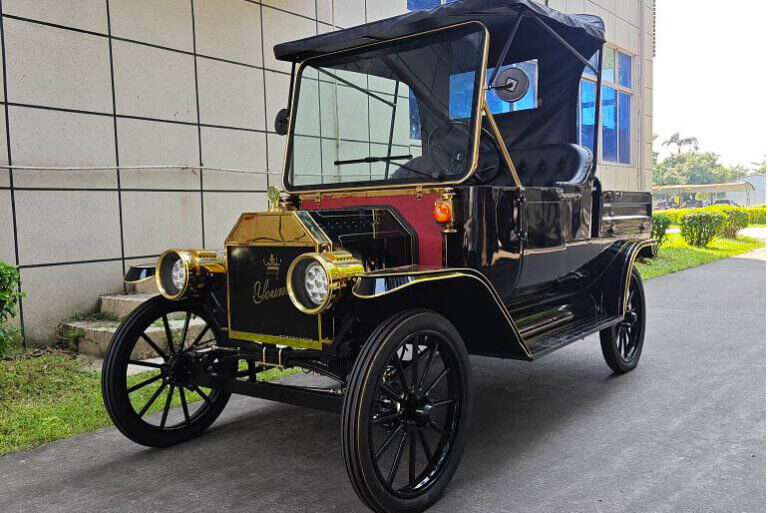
[274,0,604,63]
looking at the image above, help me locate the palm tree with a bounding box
[662,132,699,153]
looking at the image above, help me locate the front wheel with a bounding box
[101,295,234,448]
[600,268,646,373]
[342,310,472,513]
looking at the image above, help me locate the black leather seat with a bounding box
[504,144,593,187]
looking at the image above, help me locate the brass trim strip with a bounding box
[282,21,491,196]
[483,103,522,188]
[623,239,655,314]
[229,330,325,350]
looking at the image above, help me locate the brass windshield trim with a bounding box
[482,103,523,188]
[282,20,491,196]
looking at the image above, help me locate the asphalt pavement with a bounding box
[1,250,764,513]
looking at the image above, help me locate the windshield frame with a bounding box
[282,20,490,194]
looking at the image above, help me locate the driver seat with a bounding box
[494,144,593,187]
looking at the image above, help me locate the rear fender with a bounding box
[588,239,655,316]
[349,268,531,360]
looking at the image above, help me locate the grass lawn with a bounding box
[636,233,764,280]
[0,351,299,456]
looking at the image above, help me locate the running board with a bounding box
[192,374,343,413]
[526,313,623,359]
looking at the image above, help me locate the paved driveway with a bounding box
[2,252,765,513]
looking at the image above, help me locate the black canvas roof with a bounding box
[273,0,604,63]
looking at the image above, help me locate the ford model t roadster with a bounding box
[102,1,653,511]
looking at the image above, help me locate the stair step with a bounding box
[526,313,622,359]
[64,317,207,358]
[100,294,157,319]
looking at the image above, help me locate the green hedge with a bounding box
[651,213,672,248]
[706,205,749,238]
[680,211,725,247]
[660,205,765,227]
[0,261,24,356]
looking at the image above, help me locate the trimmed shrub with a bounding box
[680,211,725,247]
[706,205,748,238]
[651,213,672,248]
[0,261,24,356]
[745,205,766,224]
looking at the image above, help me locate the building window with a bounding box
[449,60,538,119]
[579,47,633,165]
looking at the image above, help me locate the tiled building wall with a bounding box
[0,0,651,344]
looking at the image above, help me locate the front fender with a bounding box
[349,267,531,360]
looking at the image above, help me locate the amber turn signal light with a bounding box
[434,200,452,224]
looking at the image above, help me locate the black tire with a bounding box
[342,309,472,513]
[102,295,233,448]
[600,268,646,373]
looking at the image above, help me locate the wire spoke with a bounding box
[179,312,191,353]
[162,315,174,354]
[138,383,167,417]
[375,424,404,461]
[159,385,174,429]
[179,387,191,425]
[418,342,437,391]
[372,412,400,425]
[127,373,162,393]
[427,419,445,437]
[139,333,168,360]
[425,367,450,397]
[379,383,402,402]
[431,398,456,409]
[188,385,211,405]
[418,428,432,462]
[409,430,417,488]
[128,359,164,369]
[387,432,408,486]
[190,324,212,348]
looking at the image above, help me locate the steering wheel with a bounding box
[426,121,473,178]
[426,120,501,182]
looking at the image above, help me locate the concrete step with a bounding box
[64,316,208,358]
[100,293,157,319]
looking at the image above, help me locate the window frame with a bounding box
[579,44,635,167]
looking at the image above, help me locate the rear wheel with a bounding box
[342,310,472,513]
[600,268,646,373]
[101,295,234,447]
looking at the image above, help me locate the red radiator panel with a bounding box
[302,194,443,266]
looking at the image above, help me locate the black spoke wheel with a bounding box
[102,295,234,447]
[600,268,646,373]
[342,310,471,513]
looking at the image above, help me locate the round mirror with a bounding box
[493,67,529,103]
[274,108,290,135]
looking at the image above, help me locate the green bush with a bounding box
[745,205,766,224]
[0,261,24,356]
[706,205,749,238]
[651,213,672,248]
[680,211,725,247]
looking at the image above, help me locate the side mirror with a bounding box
[492,67,529,103]
[274,108,290,136]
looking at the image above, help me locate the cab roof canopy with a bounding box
[274,0,606,152]
[273,0,604,65]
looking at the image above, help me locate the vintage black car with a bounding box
[102,1,654,511]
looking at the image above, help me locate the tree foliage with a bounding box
[653,151,749,186]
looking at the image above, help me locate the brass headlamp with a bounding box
[156,249,225,300]
[287,251,364,314]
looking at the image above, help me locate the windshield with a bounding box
[285,23,487,191]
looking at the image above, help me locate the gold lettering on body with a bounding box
[252,278,287,304]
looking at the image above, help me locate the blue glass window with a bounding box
[618,92,631,164]
[580,79,596,155]
[601,86,617,162]
[602,47,615,83]
[618,52,631,88]
[409,91,421,140]
[583,52,599,77]
[450,60,538,119]
[407,0,440,10]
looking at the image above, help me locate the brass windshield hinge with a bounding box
[313,192,321,205]
[415,186,424,201]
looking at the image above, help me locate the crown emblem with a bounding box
[263,254,281,275]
